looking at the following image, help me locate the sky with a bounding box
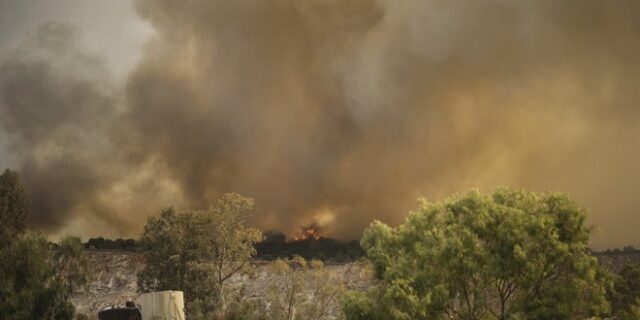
[0,0,639,250]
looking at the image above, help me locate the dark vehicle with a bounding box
[98,301,142,320]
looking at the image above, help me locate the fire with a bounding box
[293,223,322,241]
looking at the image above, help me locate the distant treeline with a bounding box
[83,235,638,261]
[84,237,138,251]
[594,245,640,256]
[255,231,364,262]
[84,232,364,262]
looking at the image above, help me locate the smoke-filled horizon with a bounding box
[1,0,640,249]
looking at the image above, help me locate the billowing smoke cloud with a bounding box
[0,22,182,236]
[0,23,117,230]
[1,0,640,248]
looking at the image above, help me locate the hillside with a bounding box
[72,251,373,319]
[72,250,640,319]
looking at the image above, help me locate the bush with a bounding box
[265,256,344,320]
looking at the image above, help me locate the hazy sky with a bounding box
[0,0,639,250]
[0,0,151,77]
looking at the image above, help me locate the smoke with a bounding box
[1,0,640,248]
[0,22,182,236]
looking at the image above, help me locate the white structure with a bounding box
[137,290,185,320]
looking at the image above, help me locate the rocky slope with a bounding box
[72,251,373,319]
[73,251,145,318]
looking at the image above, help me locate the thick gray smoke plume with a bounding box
[1,0,640,248]
[0,23,118,231]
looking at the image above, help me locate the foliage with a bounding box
[137,193,261,319]
[84,237,138,251]
[137,207,219,319]
[255,234,364,262]
[343,188,610,320]
[0,234,87,320]
[608,263,640,319]
[223,285,269,320]
[267,256,307,320]
[265,256,344,320]
[0,169,87,319]
[203,193,262,307]
[0,168,29,245]
[600,246,640,255]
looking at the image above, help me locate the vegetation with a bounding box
[0,169,87,320]
[0,169,29,245]
[84,237,138,251]
[265,256,343,320]
[3,168,638,319]
[343,188,610,320]
[256,231,363,262]
[137,192,261,319]
[599,245,640,255]
[220,256,345,320]
[0,234,88,319]
[137,206,218,318]
[84,232,364,260]
[608,263,640,319]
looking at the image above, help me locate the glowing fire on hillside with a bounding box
[293,223,323,241]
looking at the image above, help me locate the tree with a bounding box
[203,193,262,314]
[0,169,87,319]
[138,193,261,319]
[0,234,87,319]
[0,168,29,245]
[343,188,610,320]
[138,207,218,318]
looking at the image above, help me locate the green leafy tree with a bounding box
[203,193,262,309]
[343,188,610,320]
[138,207,219,318]
[0,169,87,319]
[0,234,87,320]
[138,193,261,319]
[0,168,29,245]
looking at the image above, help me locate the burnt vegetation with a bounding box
[255,231,363,262]
[84,232,364,262]
[85,237,138,251]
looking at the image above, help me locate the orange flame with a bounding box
[293,223,322,241]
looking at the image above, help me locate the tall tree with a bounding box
[138,193,261,320]
[343,188,610,320]
[0,169,87,319]
[138,207,219,319]
[203,193,261,311]
[0,168,29,244]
